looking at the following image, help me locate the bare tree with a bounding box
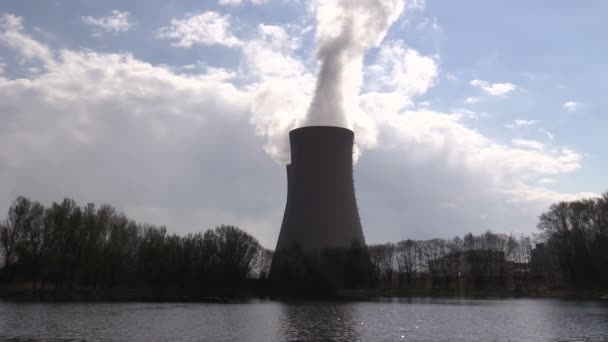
[214,225,261,288]
[1,197,41,269]
[256,248,274,280]
[369,243,395,289]
[396,239,417,286]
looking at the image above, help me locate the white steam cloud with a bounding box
[304,0,406,128]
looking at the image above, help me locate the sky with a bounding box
[0,0,606,248]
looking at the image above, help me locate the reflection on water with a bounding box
[280,303,359,341]
[0,298,607,342]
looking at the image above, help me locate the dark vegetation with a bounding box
[1,193,608,300]
[0,197,271,300]
[363,192,608,297]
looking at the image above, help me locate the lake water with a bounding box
[1,298,607,341]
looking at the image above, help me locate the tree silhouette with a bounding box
[1,193,607,298]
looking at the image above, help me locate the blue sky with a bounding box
[0,0,605,247]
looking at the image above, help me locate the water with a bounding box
[1,298,607,341]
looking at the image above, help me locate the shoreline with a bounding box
[2,287,607,303]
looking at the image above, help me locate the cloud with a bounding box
[356,39,439,154]
[365,41,438,97]
[248,1,438,164]
[0,13,595,248]
[512,138,544,151]
[157,11,242,48]
[0,14,54,64]
[470,79,517,96]
[563,101,578,111]
[464,96,479,104]
[378,111,578,179]
[514,119,537,126]
[244,24,315,163]
[358,63,588,235]
[0,16,287,247]
[82,10,131,33]
[504,119,537,128]
[539,128,554,140]
[409,0,427,10]
[233,13,591,240]
[219,0,269,5]
[451,108,482,120]
[356,109,591,241]
[416,17,441,32]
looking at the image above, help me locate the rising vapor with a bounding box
[249,0,419,163]
[305,0,406,128]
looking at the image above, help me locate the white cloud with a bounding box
[157,11,242,48]
[379,111,577,179]
[365,40,438,97]
[357,107,591,241]
[512,138,544,151]
[563,101,578,111]
[0,17,286,247]
[514,119,537,126]
[452,108,480,120]
[504,119,537,128]
[0,14,53,64]
[537,178,556,185]
[432,18,441,32]
[0,13,595,247]
[219,0,269,5]
[470,79,517,96]
[82,10,131,33]
[416,17,441,32]
[464,96,479,104]
[257,24,300,52]
[243,24,315,163]
[358,39,439,152]
[409,0,427,10]
[539,128,555,140]
[236,15,591,239]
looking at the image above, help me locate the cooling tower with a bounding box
[274,126,365,253]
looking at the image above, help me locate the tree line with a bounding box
[0,196,271,294]
[2,193,607,297]
[536,193,608,288]
[363,192,608,293]
[366,232,533,292]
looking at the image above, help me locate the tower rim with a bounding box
[289,125,354,136]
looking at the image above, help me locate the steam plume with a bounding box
[305,0,406,128]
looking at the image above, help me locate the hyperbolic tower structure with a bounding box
[274,126,366,253]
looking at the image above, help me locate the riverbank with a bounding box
[0,286,264,303]
[340,288,608,301]
[2,285,607,302]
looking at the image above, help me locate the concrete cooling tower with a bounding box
[274,126,366,253]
